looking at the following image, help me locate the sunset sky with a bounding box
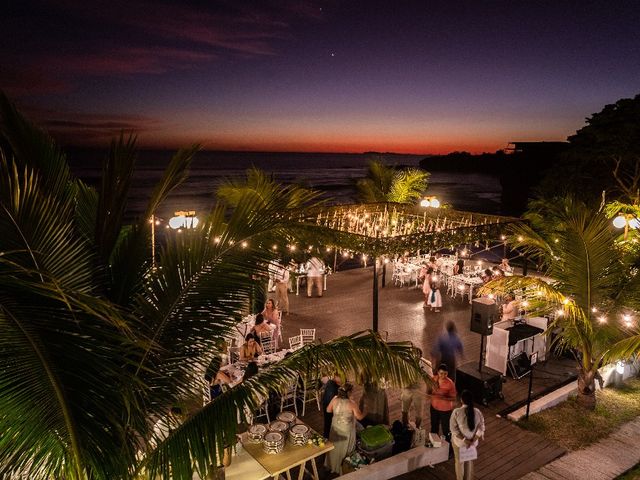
[2,0,639,153]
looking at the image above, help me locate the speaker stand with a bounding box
[478,334,486,372]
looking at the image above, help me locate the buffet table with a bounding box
[240,427,333,480]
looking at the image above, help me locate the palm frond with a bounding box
[107,145,199,305]
[95,133,138,264]
[387,168,429,203]
[0,264,141,480]
[141,331,423,480]
[0,91,71,199]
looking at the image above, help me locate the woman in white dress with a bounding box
[324,383,365,474]
[424,268,442,312]
[450,389,485,480]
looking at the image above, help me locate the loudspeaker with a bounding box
[470,297,498,335]
[456,362,503,406]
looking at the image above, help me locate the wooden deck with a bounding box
[277,266,570,479]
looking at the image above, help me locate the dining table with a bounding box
[239,424,333,480]
[449,274,484,303]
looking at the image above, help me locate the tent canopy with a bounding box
[293,202,521,257]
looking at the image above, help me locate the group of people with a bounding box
[320,321,481,480]
[419,256,443,312]
[268,256,328,314]
[321,366,484,480]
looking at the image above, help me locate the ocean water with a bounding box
[67,150,502,221]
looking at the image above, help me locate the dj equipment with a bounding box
[470,298,499,335]
[456,361,503,406]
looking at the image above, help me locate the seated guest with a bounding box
[501,293,519,321]
[208,369,231,400]
[261,299,281,348]
[250,313,273,342]
[500,258,513,273]
[243,360,259,381]
[481,268,493,283]
[240,334,263,361]
[453,259,464,275]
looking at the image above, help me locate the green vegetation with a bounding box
[356,159,429,204]
[0,92,425,480]
[518,378,640,451]
[480,196,640,409]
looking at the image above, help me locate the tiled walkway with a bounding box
[521,417,640,480]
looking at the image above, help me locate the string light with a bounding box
[591,307,597,313]
[556,309,564,316]
[213,236,221,243]
[241,241,248,248]
[598,316,607,324]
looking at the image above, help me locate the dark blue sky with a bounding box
[1,0,639,153]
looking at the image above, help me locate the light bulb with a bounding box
[612,215,627,229]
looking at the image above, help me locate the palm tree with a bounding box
[0,92,425,479]
[216,166,319,209]
[356,159,429,204]
[479,196,640,410]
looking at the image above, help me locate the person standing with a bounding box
[425,268,443,312]
[306,256,325,297]
[450,390,485,480]
[500,257,513,274]
[431,321,463,381]
[400,380,424,428]
[501,293,519,321]
[422,266,433,309]
[430,364,457,447]
[324,384,365,475]
[321,375,341,438]
[274,262,290,315]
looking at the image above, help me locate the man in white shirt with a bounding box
[275,262,290,314]
[306,256,325,297]
[501,293,519,321]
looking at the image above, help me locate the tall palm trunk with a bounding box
[576,366,597,410]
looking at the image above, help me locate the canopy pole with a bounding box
[372,256,379,332]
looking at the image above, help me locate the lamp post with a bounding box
[169,210,199,231]
[612,214,639,240]
[149,215,164,269]
[419,196,440,208]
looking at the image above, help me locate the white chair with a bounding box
[298,375,322,416]
[289,334,303,351]
[280,373,299,416]
[228,346,240,365]
[300,328,316,345]
[202,381,212,406]
[277,310,283,343]
[260,331,275,355]
[253,396,271,424]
